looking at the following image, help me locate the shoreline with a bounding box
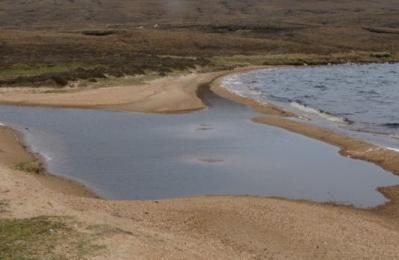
[2,65,399,209]
[211,69,399,215]
[3,66,399,257]
[211,73,399,177]
[0,71,226,113]
[0,67,264,202]
[3,124,399,259]
[0,125,100,199]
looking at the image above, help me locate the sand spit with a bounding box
[2,67,399,258]
[0,72,222,113]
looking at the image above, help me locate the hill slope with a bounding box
[0,0,399,87]
[1,0,399,28]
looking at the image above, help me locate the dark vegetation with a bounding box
[0,0,398,87]
[15,160,46,175]
[363,27,399,35]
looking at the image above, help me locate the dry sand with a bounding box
[0,72,225,113]
[2,68,399,259]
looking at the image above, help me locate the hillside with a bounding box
[0,0,399,87]
[1,0,399,28]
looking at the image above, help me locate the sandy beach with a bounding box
[0,71,228,113]
[2,67,399,258]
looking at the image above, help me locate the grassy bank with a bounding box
[0,51,397,88]
[209,52,398,68]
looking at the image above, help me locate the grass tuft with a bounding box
[15,161,45,175]
[0,216,123,259]
[0,200,9,214]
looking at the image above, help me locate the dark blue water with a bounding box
[223,63,399,150]
[0,92,398,207]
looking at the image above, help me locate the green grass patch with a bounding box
[0,216,68,260]
[208,52,399,69]
[0,216,129,259]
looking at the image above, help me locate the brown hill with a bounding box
[1,0,399,28]
[0,0,399,87]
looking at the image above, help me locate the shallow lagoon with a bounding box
[1,91,398,207]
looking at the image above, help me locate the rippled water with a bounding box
[0,91,398,207]
[223,63,399,149]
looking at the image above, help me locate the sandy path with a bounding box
[2,67,399,258]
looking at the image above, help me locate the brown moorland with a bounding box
[0,0,399,87]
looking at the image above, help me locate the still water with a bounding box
[0,90,398,207]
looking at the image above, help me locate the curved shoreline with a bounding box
[211,69,399,215]
[2,66,399,258]
[2,65,399,210]
[0,71,224,113]
[0,67,264,201]
[0,125,100,199]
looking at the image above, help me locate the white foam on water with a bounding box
[391,134,399,140]
[221,76,267,105]
[290,102,349,125]
[223,75,352,126]
[386,147,399,153]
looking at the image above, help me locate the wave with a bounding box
[268,94,292,103]
[290,101,352,125]
[391,134,399,140]
[358,90,380,95]
[382,123,399,129]
[313,84,327,90]
[221,78,265,103]
[222,78,353,126]
[386,147,399,153]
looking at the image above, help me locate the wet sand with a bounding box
[2,67,399,258]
